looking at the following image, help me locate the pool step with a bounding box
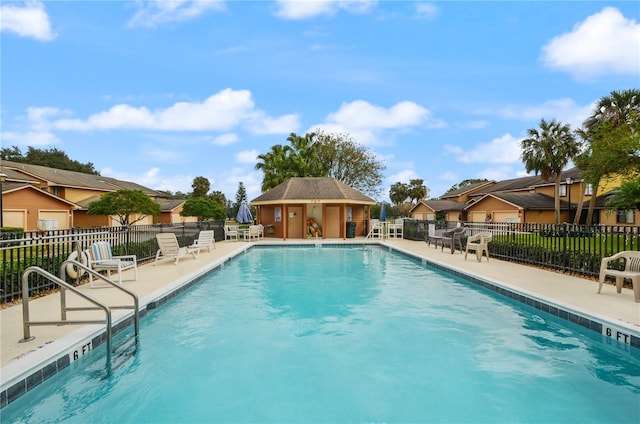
[111,334,138,370]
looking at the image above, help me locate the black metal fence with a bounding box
[2,220,639,304]
[0,221,226,304]
[404,220,639,278]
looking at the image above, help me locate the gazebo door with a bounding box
[287,206,303,238]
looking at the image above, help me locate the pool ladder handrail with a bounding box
[20,261,140,364]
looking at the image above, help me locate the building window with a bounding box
[585,183,593,196]
[559,184,567,197]
[616,209,634,224]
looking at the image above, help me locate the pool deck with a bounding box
[1,237,639,398]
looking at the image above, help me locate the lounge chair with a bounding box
[465,232,492,262]
[441,226,466,254]
[154,233,199,265]
[191,230,215,252]
[598,251,640,303]
[224,225,239,241]
[88,241,137,287]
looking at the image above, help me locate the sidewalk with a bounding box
[2,238,639,394]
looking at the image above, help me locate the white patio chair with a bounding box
[88,241,137,287]
[224,225,239,241]
[367,219,382,238]
[598,251,640,303]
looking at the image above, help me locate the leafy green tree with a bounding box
[606,179,640,212]
[315,131,385,197]
[407,179,428,205]
[255,144,297,191]
[232,182,248,218]
[256,131,385,197]
[576,89,640,224]
[209,190,227,208]
[1,146,99,174]
[521,118,581,223]
[389,182,410,206]
[88,189,161,226]
[180,197,225,221]
[191,176,210,198]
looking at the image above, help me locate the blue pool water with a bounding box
[3,246,640,423]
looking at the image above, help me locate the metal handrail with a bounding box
[59,259,140,340]
[21,267,113,358]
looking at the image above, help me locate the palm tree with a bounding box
[255,144,295,191]
[576,89,640,224]
[521,118,581,224]
[606,179,640,212]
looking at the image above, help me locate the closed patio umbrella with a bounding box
[236,201,253,224]
[380,202,387,222]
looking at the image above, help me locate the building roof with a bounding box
[2,182,79,208]
[471,167,584,197]
[467,192,570,210]
[0,161,165,197]
[155,199,186,212]
[411,199,465,213]
[251,177,376,205]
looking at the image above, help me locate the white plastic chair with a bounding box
[191,230,215,252]
[225,225,239,241]
[154,233,199,265]
[598,251,640,302]
[465,232,492,262]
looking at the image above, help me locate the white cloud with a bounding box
[128,0,226,28]
[450,133,522,165]
[212,133,239,146]
[387,169,420,185]
[478,165,523,182]
[541,7,640,79]
[236,149,260,164]
[415,2,438,20]
[49,89,294,134]
[326,100,430,129]
[274,0,376,20]
[0,1,55,41]
[439,171,459,182]
[0,130,59,146]
[104,166,197,194]
[495,98,594,129]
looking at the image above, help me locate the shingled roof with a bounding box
[413,199,465,213]
[1,160,165,197]
[251,177,376,205]
[467,192,570,210]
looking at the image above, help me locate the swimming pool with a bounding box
[2,246,639,422]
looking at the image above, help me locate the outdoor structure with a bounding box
[251,177,376,239]
[0,161,169,230]
[0,182,77,230]
[410,199,466,223]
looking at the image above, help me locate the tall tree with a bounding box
[389,182,410,207]
[87,189,161,226]
[1,145,99,174]
[576,89,640,224]
[256,131,385,197]
[521,118,581,223]
[314,130,385,197]
[605,179,640,213]
[181,197,225,221]
[255,144,297,191]
[191,176,210,198]
[407,179,428,205]
[232,182,248,218]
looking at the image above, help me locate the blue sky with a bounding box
[1,1,639,202]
